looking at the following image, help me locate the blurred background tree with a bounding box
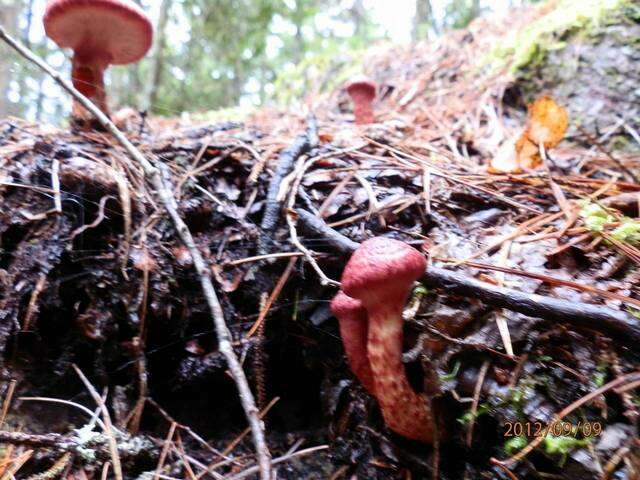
[0,0,531,124]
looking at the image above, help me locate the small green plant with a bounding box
[579,201,615,232]
[579,200,640,244]
[456,403,490,426]
[504,435,528,455]
[543,434,590,467]
[594,362,609,388]
[440,360,461,382]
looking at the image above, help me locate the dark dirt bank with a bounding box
[1,2,639,479]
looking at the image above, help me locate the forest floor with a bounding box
[1,1,640,479]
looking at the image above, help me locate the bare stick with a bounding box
[0,25,272,480]
[258,115,318,255]
[294,208,640,345]
[73,365,124,480]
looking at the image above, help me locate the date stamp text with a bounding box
[504,421,602,438]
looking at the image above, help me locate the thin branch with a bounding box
[73,365,123,480]
[0,25,272,480]
[225,445,329,480]
[258,116,318,255]
[294,208,640,345]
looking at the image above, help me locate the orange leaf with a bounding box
[515,135,542,170]
[524,95,568,148]
[506,96,569,173]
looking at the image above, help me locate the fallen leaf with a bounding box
[525,95,568,148]
[489,136,522,174]
[491,96,569,173]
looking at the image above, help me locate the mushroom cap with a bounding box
[330,290,364,318]
[341,237,426,303]
[44,0,153,65]
[345,75,376,100]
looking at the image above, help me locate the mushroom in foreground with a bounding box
[43,0,153,124]
[341,237,435,443]
[331,291,375,394]
[346,75,377,125]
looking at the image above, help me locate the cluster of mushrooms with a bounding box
[332,237,438,443]
[44,0,411,441]
[43,0,377,126]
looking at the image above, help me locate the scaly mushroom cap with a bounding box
[331,291,375,394]
[44,0,153,65]
[341,237,426,306]
[345,75,376,102]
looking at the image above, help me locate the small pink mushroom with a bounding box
[341,237,435,443]
[43,0,153,124]
[331,291,375,394]
[346,75,377,125]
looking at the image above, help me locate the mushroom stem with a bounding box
[331,291,375,394]
[366,301,434,443]
[345,75,376,125]
[71,56,109,119]
[352,95,374,125]
[340,237,438,443]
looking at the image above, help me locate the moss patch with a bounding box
[485,0,632,75]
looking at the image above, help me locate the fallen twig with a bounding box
[225,445,329,480]
[73,365,123,480]
[0,26,272,480]
[294,208,640,345]
[258,116,318,255]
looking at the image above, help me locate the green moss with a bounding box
[579,200,640,244]
[504,435,528,455]
[543,435,591,467]
[484,0,631,76]
[457,402,490,426]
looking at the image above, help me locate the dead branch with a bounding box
[0,25,272,480]
[294,208,640,345]
[0,430,156,463]
[258,116,318,255]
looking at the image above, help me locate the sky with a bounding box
[4,0,520,121]
[368,0,516,43]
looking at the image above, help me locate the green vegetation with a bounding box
[440,360,462,382]
[504,435,528,455]
[543,434,591,466]
[579,200,640,244]
[456,402,490,426]
[485,0,631,75]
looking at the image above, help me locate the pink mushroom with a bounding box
[346,75,377,125]
[43,0,153,123]
[331,291,375,394]
[341,237,435,443]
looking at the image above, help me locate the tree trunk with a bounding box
[351,0,367,38]
[412,0,435,41]
[0,0,19,117]
[145,0,171,112]
[23,0,34,46]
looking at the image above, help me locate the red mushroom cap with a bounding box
[44,0,153,66]
[345,75,376,101]
[331,291,375,394]
[341,237,426,306]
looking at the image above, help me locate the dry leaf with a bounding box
[515,135,541,169]
[490,97,567,174]
[525,95,568,148]
[489,136,521,174]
